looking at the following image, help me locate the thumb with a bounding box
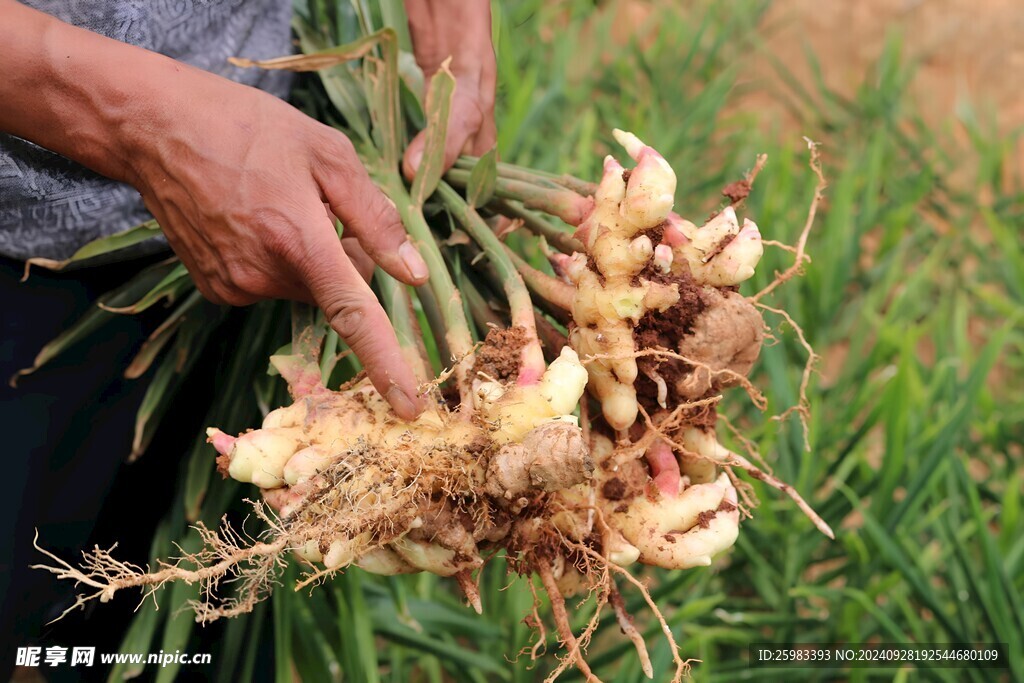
[402,130,427,181]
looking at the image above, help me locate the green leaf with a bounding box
[885,320,1013,532]
[187,304,280,520]
[468,147,498,208]
[124,290,204,379]
[377,0,411,50]
[10,260,178,385]
[953,459,1024,679]
[293,17,372,144]
[106,522,172,682]
[216,602,265,683]
[349,0,375,36]
[372,616,510,679]
[182,432,216,524]
[853,498,966,642]
[273,566,294,683]
[106,599,163,681]
[237,602,267,683]
[410,59,456,207]
[291,595,341,683]
[21,220,161,276]
[230,26,401,162]
[99,262,191,314]
[333,572,381,683]
[130,308,219,461]
[228,28,390,72]
[364,29,402,168]
[377,270,429,381]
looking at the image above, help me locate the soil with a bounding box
[472,326,528,382]
[721,179,752,205]
[737,0,1024,180]
[216,452,231,478]
[696,509,716,529]
[705,233,734,262]
[633,271,710,411]
[601,477,628,501]
[573,0,1023,182]
[644,220,665,247]
[635,271,708,342]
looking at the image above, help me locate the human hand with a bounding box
[402,0,497,178]
[125,68,428,419]
[0,1,433,419]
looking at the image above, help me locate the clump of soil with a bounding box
[472,326,528,382]
[721,178,751,204]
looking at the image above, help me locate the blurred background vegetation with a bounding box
[89,0,1023,680]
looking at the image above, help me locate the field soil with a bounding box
[585,0,1024,182]
[741,0,1024,179]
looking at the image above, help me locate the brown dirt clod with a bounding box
[705,233,734,262]
[646,221,666,246]
[601,478,627,501]
[633,271,710,410]
[472,326,528,383]
[721,178,752,204]
[216,453,231,479]
[696,510,716,529]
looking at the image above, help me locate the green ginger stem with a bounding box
[456,272,504,335]
[376,269,431,384]
[491,198,582,255]
[502,246,575,312]
[435,181,546,384]
[376,172,474,403]
[444,169,593,227]
[452,157,598,196]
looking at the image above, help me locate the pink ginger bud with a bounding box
[613,130,676,229]
[653,244,674,274]
[206,428,236,456]
[704,218,763,286]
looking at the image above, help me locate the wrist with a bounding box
[36,19,172,186]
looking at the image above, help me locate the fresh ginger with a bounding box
[35,129,832,683]
[208,342,592,578]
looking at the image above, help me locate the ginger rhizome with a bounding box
[207,342,591,582]
[35,130,831,683]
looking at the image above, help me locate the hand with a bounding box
[128,70,429,419]
[402,0,497,178]
[0,2,428,419]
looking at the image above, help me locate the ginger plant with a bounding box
[30,20,831,683]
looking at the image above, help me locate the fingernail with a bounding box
[387,385,421,421]
[399,240,430,281]
[409,148,423,171]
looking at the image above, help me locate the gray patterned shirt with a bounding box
[0,1,294,262]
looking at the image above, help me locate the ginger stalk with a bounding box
[444,168,594,226]
[377,172,476,403]
[436,181,546,385]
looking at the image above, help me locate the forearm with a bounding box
[0,0,207,185]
